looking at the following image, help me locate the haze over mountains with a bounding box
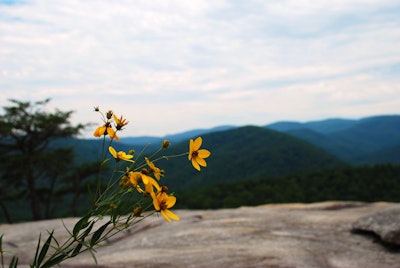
[115,114,400,166]
[3,114,399,221]
[69,114,400,191]
[81,114,398,192]
[266,115,400,164]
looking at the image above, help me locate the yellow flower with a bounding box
[128,171,161,194]
[145,157,164,180]
[108,146,134,162]
[127,171,144,193]
[93,122,120,141]
[151,191,180,222]
[113,114,128,130]
[143,174,161,194]
[188,137,211,171]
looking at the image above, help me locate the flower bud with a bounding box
[133,206,143,217]
[106,110,113,119]
[161,185,168,193]
[162,140,170,148]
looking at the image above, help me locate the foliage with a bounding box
[0,105,211,267]
[269,115,400,164]
[176,163,400,209]
[0,99,96,222]
[161,126,346,191]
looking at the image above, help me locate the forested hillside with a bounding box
[176,163,400,209]
[267,115,400,164]
[2,114,399,222]
[159,125,346,190]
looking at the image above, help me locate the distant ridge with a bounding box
[267,118,356,134]
[267,115,400,164]
[69,114,400,168]
[119,125,236,151]
[161,125,345,190]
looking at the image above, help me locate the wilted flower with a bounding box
[113,114,128,130]
[145,157,164,180]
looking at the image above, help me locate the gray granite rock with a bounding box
[352,205,400,245]
[1,202,400,268]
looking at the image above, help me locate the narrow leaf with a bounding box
[81,221,95,238]
[37,231,54,266]
[90,221,111,247]
[70,242,83,257]
[41,253,68,268]
[0,234,3,252]
[32,233,42,266]
[73,214,91,237]
[8,256,18,268]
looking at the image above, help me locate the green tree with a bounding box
[0,98,86,221]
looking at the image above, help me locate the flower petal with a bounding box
[113,114,119,124]
[119,152,133,160]
[152,192,160,211]
[147,176,161,192]
[193,137,202,151]
[191,159,201,171]
[166,195,177,208]
[141,174,150,185]
[108,146,117,158]
[161,210,172,222]
[94,126,106,137]
[195,157,207,167]
[188,139,194,160]
[197,149,211,158]
[163,209,180,221]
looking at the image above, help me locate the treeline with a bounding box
[175,163,400,209]
[0,99,99,223]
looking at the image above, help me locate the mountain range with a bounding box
[115,114,400,165]
[266,115,400,164]
[72,114,400,190]
[3,114,399,221]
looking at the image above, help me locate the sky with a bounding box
[1,0,399,138]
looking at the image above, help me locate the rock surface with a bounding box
[352,205,400,245]
[1,201,400,268]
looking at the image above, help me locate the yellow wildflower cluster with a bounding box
[93,107,129,141]
[0,107,213,268]
[93,108,211,222]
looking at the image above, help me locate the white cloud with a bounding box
[0,0,399,137]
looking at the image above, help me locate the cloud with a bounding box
[0,0,399,136]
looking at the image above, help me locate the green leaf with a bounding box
[81,221,95,238]
[90,220,111,247]
[40,253,68,268]
[8,256,18,268]
[32,233,42,267]
[37,231,54,266]
[73,214,91,237]
[70,242,83,257]
[0,234,3,252]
